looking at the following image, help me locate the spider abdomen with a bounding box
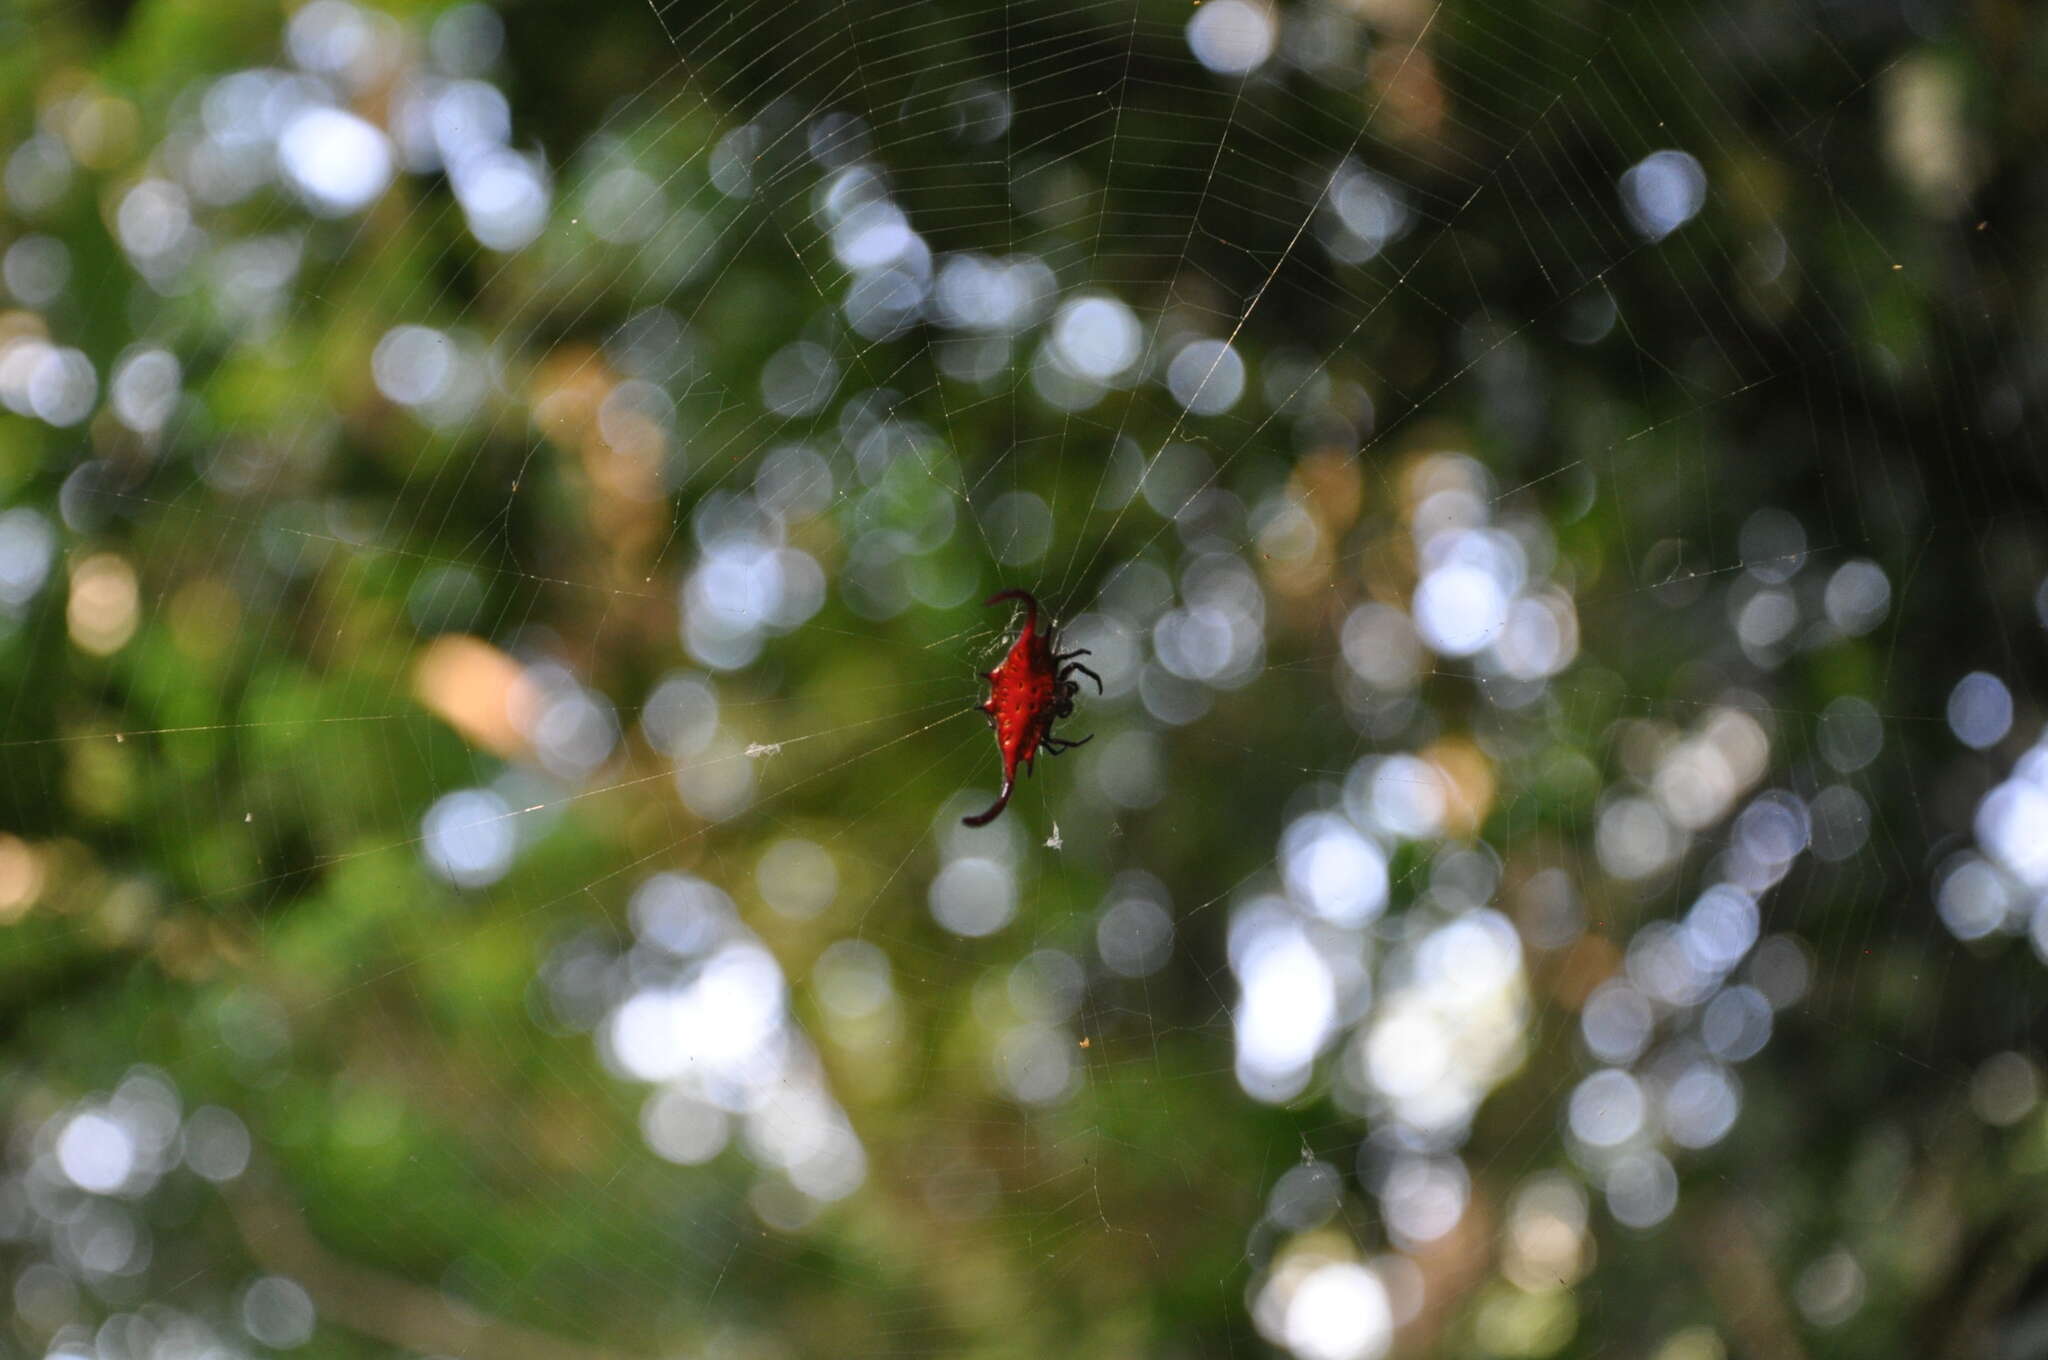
[963,590,1095,827]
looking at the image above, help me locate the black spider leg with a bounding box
[1054,648,1104,693]
[1060,662,1103,693]
[1045,647,1100,756]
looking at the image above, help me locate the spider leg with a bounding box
[1060,662,1104,694]
[1054,647,1091,661]
[1042,732,1093,754]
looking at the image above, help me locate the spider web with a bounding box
[1,0,2044,1357]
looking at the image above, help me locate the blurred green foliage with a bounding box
[4,0,2048,1358]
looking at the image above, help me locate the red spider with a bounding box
[963,589,1103,827]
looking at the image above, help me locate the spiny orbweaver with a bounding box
[963,590,1103,827]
